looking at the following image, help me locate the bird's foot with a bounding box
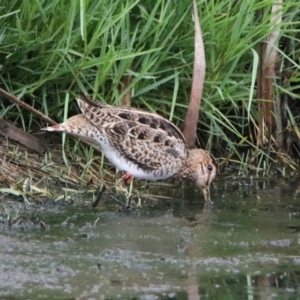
[203,200,214,210]
[122,172,133,185]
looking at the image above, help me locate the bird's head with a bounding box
[188,149,217,202]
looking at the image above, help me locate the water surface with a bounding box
[1,178,300,299]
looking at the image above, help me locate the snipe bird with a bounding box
[43,95,216,202]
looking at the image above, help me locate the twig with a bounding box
[0,88,57,125]
[0,88,105,155]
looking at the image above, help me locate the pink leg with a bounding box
[121,172,133,185]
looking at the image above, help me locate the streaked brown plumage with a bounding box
[43,95,216,202]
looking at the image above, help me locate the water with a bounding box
[0,178,300,299]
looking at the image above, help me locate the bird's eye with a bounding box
[207,165,213,172]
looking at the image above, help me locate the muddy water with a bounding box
[1,179,300,299]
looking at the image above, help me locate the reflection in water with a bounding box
[251,272,300,300]
[0,178,300,299]
[198,272,300,300]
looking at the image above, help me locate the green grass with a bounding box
[1,0,300,175]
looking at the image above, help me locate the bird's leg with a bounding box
[91,183,106,208]
[136,191,142,208]
[122,172,142,208]
[203,201,214,210]
[125,176,134,209]
[121,172,134,209]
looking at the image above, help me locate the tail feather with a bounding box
[41,114,100,143]
[41,124,63,132]
[41,114,92,134]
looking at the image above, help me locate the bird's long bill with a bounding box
[201,186,211,202]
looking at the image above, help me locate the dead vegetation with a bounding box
[0,133,113,202]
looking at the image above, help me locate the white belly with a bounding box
[102,144,171,180]
[92,134,176,180]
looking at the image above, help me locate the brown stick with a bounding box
[267,1,282,149]
[120,75,132,107]
[0,119,47,153]
[0,89,107,156]
[0,88,57,126]
[257,1,282,151]
[264,1,282,152]
[257,39,265,148]
[182,0,206,149]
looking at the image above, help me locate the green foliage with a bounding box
[1,0,299,168]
